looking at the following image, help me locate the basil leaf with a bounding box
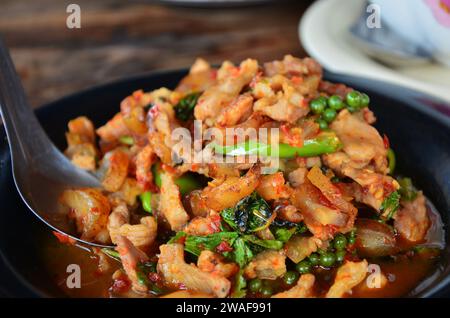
[184,232,239,256]
[174,92,202,121]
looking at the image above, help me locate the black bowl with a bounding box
[0,69,449,297]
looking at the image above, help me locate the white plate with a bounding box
[299,0,450,104]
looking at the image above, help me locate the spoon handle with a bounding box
[0,38,56,163]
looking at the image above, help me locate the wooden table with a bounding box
[0,0,312,108]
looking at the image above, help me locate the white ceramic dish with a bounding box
[299,0,450,104]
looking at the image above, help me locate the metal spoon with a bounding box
[349,1,433,67]
[0,39,112,248]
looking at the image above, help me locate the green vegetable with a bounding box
[231,269,247,298]
[387,148,396,174]
[136,261,165,295]
[118,135,134,146]
[361,93,370,106]
[213,132,342,159]
[398,177,418,201]
[323,108,337,123]
[328,95,344,110]
[336,250,346,262]
[310,96,327,114]
[348,228,357,245]
[174,91,202,121]
[242,235,283,250]
[333,234,348,250]
[308,253,320,265]
[273,227,296,243]
[260,285,273,297]
[317,118,328,130]
[152,164,202,195]
[249,278,262,293]
[184,232,239,256]
[346,91,362,108]
[319,252,336,267]
[283,271,299,285]
[167,231,187,244]
[347,105,358,113]
[296,260,311,274]
[380,191,401,220]
[229,237,254,268]
[139,191,152,214]
[101,248,120,261]
[221,192,274,233]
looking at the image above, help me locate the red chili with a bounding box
[52,231,76,245]
[383,134,390,149]
[111,276,131,294]
[216,241,233,253]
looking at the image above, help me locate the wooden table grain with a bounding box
[0,0,312,108]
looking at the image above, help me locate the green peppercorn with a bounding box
[310,97,327,114]
[309,253,320,266]
[333,234,348,250]
[346,105,358,113]
[260,285,273,297]
[249,279,262,293]
[283,271,299,285]
[296,260,312,274]
[346,91,362,108]
[319,252,336,267]
[336,250,346,262]
[328,95,344,110]
[323,108,337,123]
[360,93,370,107]
[317,118,328,130]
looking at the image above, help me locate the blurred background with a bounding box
[0,0,311,108]
[1,0,450,109]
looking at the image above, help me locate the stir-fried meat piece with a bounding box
[285,236,322,263]
[244,250,286,280]
[291,181,351,240]
[116,236,149,294]
[307,166,357,216]
[319,81,353,100]
[65,143,97,171]
[175,58,217,94]
[272,274,315,298]
[201,165,260,211]
[253,87,309,123]
[184,214,221,236]
[159,170,190,231]
[96,112,129,143]
[326,260,368,298]
[148,131,173,165]
[256,172,291,201]
[60,188,111,243]
[216,93,254,127]
[275,203,304,223]
[135,145,155,190]
[264,55,322,78]
[197,250,239,278]
[324,152,399,210]
[394,193,430,242]
[114,217,158,250]
[97,149,130,192]
[194,59,258,125]
[328,109,388,173]
[65,116,98,171]
[288,167,307,187]
[108,203,130,242]
[157,243,231,298]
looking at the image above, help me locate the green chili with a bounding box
[387,148,396,174]
[118,135,134,146]
[101,248,120,261]
[152,164,202,195]
[213,132,341,159]
[140,191,152,214]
